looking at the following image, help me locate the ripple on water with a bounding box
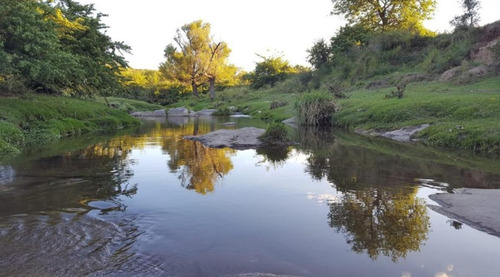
[0,212,165,276]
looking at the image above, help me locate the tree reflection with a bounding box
[158,119,235,194]
[295,127,431,261]
[328,187,429,261]
[256,146,293,167]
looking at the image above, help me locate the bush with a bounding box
[0,122,24,146]
[260,122,289,143]
[295,92,339,126]
[0,139,20,156]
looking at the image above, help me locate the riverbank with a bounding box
[429,189,500,237]
[166,77,500,154]
[0,94,141,158]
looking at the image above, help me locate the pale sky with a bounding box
[78,0,499,71]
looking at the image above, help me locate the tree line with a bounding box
[0,0,129,97]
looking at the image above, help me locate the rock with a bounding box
[130,109,166,117]
[152,109,166,117]
[230,113,251,118]
[167,117,189,126]
[184,127,265,149]
[189,110,197,117]
[466,65,490,78]
[439,66,462,82]
[470,37,500,65]
[222,122,237,126]
[378,124,430,142]
[282,117,298,128]
[399,73,430,84]
[429,188,500,238]
[197,109,218,116]
[168,107,189,117]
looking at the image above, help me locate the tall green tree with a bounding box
[450,0,481,28]
[307,39,331,69]
[0,0,129,96]
[160,20,211,97]
[54,0,130,97]
[204,41,232,99]
[331,0,436,34]
[247,54,298,89]
[160,20,234,98]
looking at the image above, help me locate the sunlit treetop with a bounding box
[331,0,437,35]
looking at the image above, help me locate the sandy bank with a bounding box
[428,188,500,237]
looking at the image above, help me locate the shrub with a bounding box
[385,81,408,99]
[270,101,288,110]
[0,122,24,146]
[260,122,289,143]
[213,106,232,116]
[295,92,339,126]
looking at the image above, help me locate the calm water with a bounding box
[1,117,500,277]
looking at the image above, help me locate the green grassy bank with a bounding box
[165,77,500,154]
[0,94,141,157]
[333,77,500,153]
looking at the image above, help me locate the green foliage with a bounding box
[333,78,500,153]
[385,82,407,99]
[451,0,481,28]
[331,0,436,34]
[0,121,24,146]
[0,138,19,156]
[307,39,331,69]
[247,55,298,89]
[260,122,289,142]
[159,20,237,98]
[330,24,371,55]
[295,92,340,126]
[0,0,129,96]
[0,94,139,150]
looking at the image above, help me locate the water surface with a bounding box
[1,117,500,277]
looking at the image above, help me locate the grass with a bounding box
[96,97,165,113]
[167,86,297,122]
[0,94,140,158]
[333,77,500,153]
[164,76,500,154]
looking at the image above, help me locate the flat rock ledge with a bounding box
[356,124,430,142]
[184,127,265,150]
[130,109,166,117]
[428,188,500,237]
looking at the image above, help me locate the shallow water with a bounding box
[1,117,500,277]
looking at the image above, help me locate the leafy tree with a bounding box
[160,20,211,97]
[331,0,436,34]
[450,0,481,28]
[0,0,129,96]
[0,0,77,94]
[247,54,298,89]
[54,0,130,97]
[160,20,235,98]
[330,24,371,54]
[204,41,232,99]
[307,39,331,69]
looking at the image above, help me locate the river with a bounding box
[1,117,500,276]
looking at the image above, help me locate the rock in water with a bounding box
[130,109,167,117]
[168,107,189,117]
[184,127,265,149]
[197,109,218,116]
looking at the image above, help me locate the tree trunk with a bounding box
[191,80,199,97]
[209,77,215,100]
